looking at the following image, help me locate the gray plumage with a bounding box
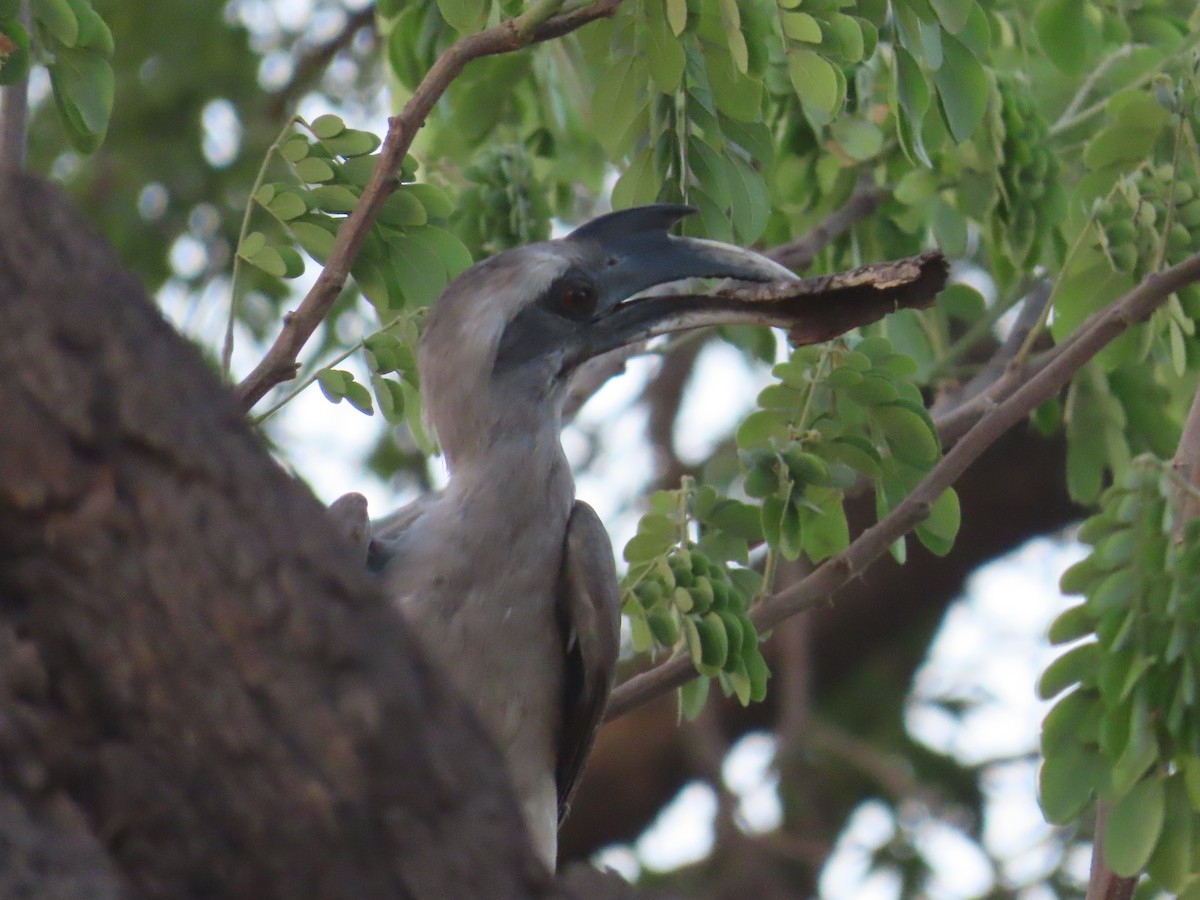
[342,205,796,870]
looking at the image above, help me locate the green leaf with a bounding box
[678,676,709,721]
[1039,739,1105,824]
[782,11,821,42]
[827,14,865,62]
[237,231,266,258]
[612,147,659,210]
[787,47,841,119]
[290,219,337,261]
[410,225,473,279]
[1084,125,1164,171]
[894,46,931,165]
[916,487,960,556]
[726,154,770,244]
[317,368,350,401]
[345,380,374,415]
[1104,775,1165,877]
[799,486,849,562]
[1034,0,1096,75]
[378,190,428,228]
[436,0,487,32]
[779,499,803,561]
[1038,641,1099,699]
[309,184,360,213]
[267,191,308,221]
[294,156,336,184]
[245,245,302,278]
[831,117,883,161]
[1146,776,1193,893]
[373,377,407,425]
[736,409,789,450]
[872,402,940,467]
[591,56,647,156]
[48,47,113,151]
[280,137,309,162]
[929,0,971,33]
[0,20,31,86]
[1047,604,1094,645]
[390,230,448,307]
[666,0,687,36]
[33,0,78,46]
[309,113,345,140]
[320,129,381,158]
[934,33,988,143]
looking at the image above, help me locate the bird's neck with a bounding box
[443,417,575,523]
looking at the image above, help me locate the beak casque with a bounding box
[560,204,797,368]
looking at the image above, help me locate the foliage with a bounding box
[1042,459,1200,892]
[12,0,1200,893]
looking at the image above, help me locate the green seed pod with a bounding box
[696,612,730,670]
[1105,220,1135,246]
[1168,222,1192,260]
[647,607,680,646]
[738,613,758,659]
[1108,243,1138,272]
[673,585,695,614]
[746,648,770,702]
[655,556,676,591]
[710,578,733,612]
[1176,199,1200,230]
[670,556,695,589]
[785,448,830,485]
[690,577,715,612]
[717,611,744,671]
[635,579,664,607]
[744,462,780,498]
[1173,180,1196,204]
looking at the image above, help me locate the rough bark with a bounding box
[0,174,573,898]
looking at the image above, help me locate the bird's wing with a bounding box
[555,501,622,823]
[366,492,441,571]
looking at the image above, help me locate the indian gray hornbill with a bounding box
[344,205,797,869]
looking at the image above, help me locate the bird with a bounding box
[346,205,797,871]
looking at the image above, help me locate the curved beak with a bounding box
[560,205,797,369]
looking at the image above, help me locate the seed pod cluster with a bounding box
[738,337,954,563]
[454,147,552,256]
[1094,165,1200,310]
[995,77,1062,268]
[625,546,769,707]
[1039,457,1200,889]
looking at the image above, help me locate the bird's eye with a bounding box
[555,282,598,318]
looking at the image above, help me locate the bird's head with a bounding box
[419,205,796,466]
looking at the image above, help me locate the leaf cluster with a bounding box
[1040,460,1200,891]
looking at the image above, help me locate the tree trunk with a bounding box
[0,174,591,898]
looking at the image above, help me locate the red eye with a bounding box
[559,284,597,316]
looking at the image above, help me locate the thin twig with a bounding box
[767,177,888,272]
[930,280,1052,420]
[266,6,378,121]
[1052,46,1134,133]
[223,117,302,380]
[605,250,1200,720]
[1049,29,1200,137]
[235,0,626,410]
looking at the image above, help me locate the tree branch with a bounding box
[235,0,626,410]
[606,251,1200,720]
[265,6,378,121]
[767,177,888,272]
